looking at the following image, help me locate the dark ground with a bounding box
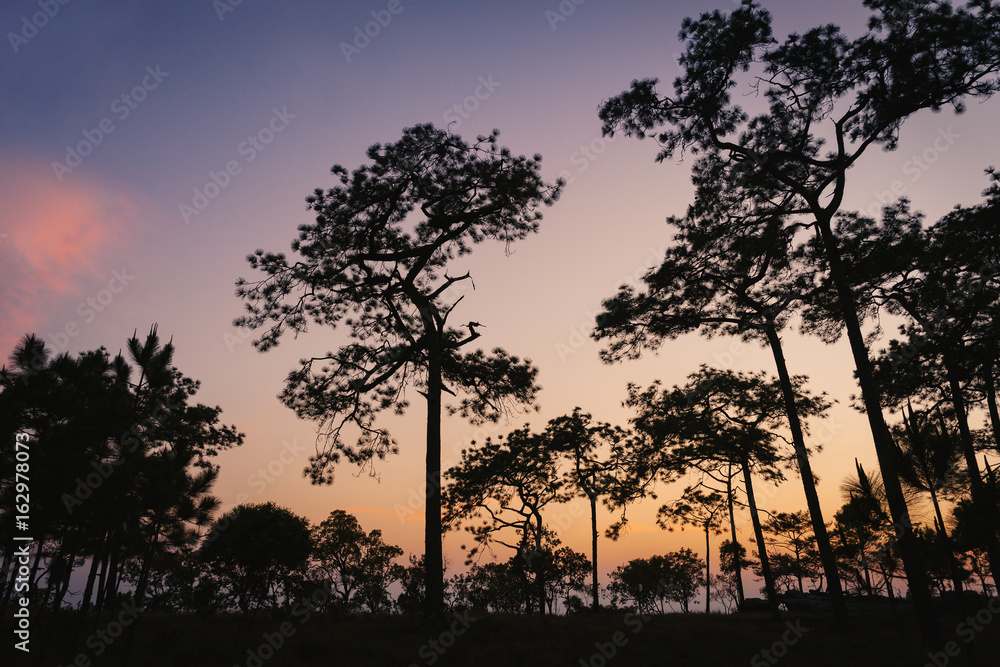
[5,606,1000,667]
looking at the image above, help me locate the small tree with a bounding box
[443,426,569,614]
[199,502,312,613]
[450,560,524,614]
[759,511,819,593]
[543,408,632,610]
[396,554,433,615]
[608,557,662,613]
[660,548,707,613]
[235,124,560,616]
[309,510,404,613]
[718,539,754,605]
[657,488,725,613]
[609,550,706,613]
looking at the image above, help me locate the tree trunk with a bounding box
[985,356,1000,453]
[125,522,162,664]
[930,489,949,543]
[133,521,161,611]
[99,544,122,622]
[795,551,803,594]
[704,521,711,614]
[814,215,936,638]
[726,470,745,605]
[27,541,44,610]
[35,541,61,613]
[0,545,10,614]
[884,570,895,600]
[943,356,1000,591]
[740,458,780,621]
[0,545,19,612]
[50,544,78,613]
[765,322,849,629]
[423,343,445,619]
[533,511,546,616]
[589,493,599,610]
[80,548,102,615]
[93,538,111,617]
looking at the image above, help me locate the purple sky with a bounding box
[3,0,999,602]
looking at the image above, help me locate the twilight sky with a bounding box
[3,0,999,598]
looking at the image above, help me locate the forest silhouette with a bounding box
[4,1,1000,665]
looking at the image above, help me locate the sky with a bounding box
[3,0,1000,601]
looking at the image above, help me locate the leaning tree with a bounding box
[598,0,1000,635]
[235,124,561,616]
[594,208,850,628]
[627,366,831,619]
[801,189,1000,583]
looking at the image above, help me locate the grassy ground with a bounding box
[6,607,1000,667]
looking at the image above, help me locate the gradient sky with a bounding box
[3,0,999,602]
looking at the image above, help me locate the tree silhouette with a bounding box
[759,511,819,594]
[833,462,917,597]
[609,550,706,614]
[309,509,404,613]
[717,538,753,610]
[594,207,850,627]
[952,484,1000,596]
[657,488,725,613]
[396,554,441,615]
[627,366,830,619]
[443,426,568,614]
[803,188,1000,584]
[894,407,967,541]
[235,124,560,616]
[0,327,241,635]
[450,559,524,614]
[200,502,312,613]
[599,0,1000,635]
[542,408,632,610]
[1,338,125,618]
[542,545,591,613]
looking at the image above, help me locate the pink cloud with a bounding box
[0,156,143,357]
